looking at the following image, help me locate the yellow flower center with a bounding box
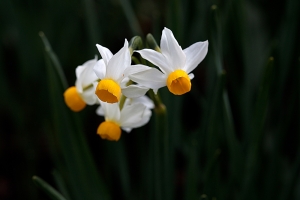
[63,86,86,112]
[166,69,191,95]
[95,79,121,103]
[97,121,121,141]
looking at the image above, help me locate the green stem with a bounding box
[131,56,141,64]
[119,80,134,110]
[82,79,100,91]
[148,89,170,200]
[119,95,127,110]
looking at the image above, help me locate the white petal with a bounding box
[120,104,144,126]
[95,105,104,116]
[160,27,186,70]
[121,107,152,129]
[92,81,98,91]
[96,44,113,66]
[123,64,151,78]
[122,127,132,133]
[129,68,166,91]
[75,66,85,80]
[76,56,98,79]
[80,87,98,105]
[134,108,152,127]
[153,88,159,94]
[188,73,194,80]
[106,39,131,81]
[100,101,121,122]
[93,59,106,79]
[78,65,98,89]
[75,74,84,93]
[120,104,151,128]
[120,77,130,88]
[183,40,208,73]
[75,57,98,92]
[121,85,149,98]
[124,95,154,109]
[135,49,171,74]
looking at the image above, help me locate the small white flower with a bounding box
[75,56,99,105]
[128,27,208,95]
[96,98,152,141]
[93,40,148,103]
[63,57,99,112]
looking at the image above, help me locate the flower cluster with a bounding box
[63,27,208,141]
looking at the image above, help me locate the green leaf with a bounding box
[40,32,110,200]
[52,170,71,200]
[39,32,68,90]
[118,0,143,36]
[241,57,274,197]
[32,176,67,200]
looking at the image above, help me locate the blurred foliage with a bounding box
[0,0,299,200]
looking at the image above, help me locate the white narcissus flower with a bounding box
[128,27,208,95]
[96,98,152,141]
[75,56,100,104]
[93,40,148,104]
[63,57,99,112]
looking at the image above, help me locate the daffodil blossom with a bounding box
[63,57,99,112]
[128,27,208,95]
[96,98,152,141]
[93,40,148,103]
